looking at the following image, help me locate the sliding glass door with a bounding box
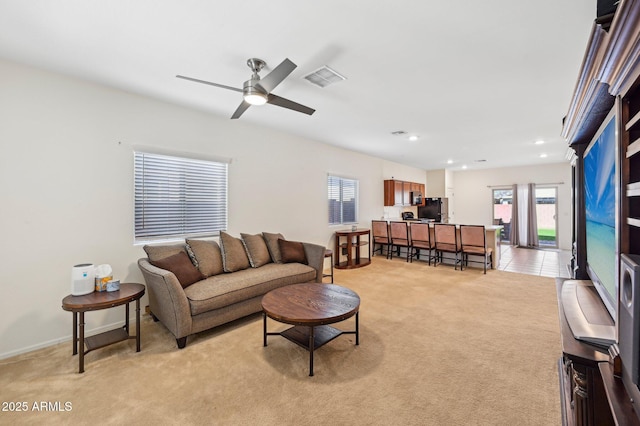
[535,187,558,248]
[492,189,512,243]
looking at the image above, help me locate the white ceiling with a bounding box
[0,0,596,171]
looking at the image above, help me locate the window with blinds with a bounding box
[328,175,358,225]
[134,151,228,242]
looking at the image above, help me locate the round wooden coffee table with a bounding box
[262,283,360,376]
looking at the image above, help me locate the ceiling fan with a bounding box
[176,58,315,119]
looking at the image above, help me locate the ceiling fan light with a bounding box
[243,81,268,105]
[244,93,267,105]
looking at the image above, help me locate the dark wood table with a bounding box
[61,283,145,373]
[334,228,371,269]
[262,283,360,376]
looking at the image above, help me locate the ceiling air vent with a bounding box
[304,66,346,88]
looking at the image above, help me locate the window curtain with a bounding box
[509,184,519,246]
[509,183,539,248]
[527,183,539,247]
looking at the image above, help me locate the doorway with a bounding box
[535,186,558,248]
[492,188,512,243]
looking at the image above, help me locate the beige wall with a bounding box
[0,59,425,358]
[452,163,572,250]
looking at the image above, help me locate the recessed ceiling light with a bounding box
[408,135,419,141]
[535,140,545,145]
[540,153,548,158]
[447,159,453,164]
[462,165,468,169]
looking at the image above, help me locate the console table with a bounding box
[62,283,145,373]
[334,228,371,269]
[556,279,639,425]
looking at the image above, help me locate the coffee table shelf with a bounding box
[281,325,344,351]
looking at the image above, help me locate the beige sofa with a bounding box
[138,231,325,348]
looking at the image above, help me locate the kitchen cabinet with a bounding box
[384,179,425,206]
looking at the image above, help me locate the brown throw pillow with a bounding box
[278,239,307,264]
[263,232,285,263]
[219,232,250,272]
[143,244,187,262]
[241,233,272,268]
[186,239,224,277]
[150,252,204,289]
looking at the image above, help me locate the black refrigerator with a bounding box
[417,198,448,222]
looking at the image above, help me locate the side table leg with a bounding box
[125,302,130,334]
[309,326,315,376]
[135,299,141,352]
[79,312,85,374]
[263,313,268,347]
[72,311,78,355]
[355,311,360,346]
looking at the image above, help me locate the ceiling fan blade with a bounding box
[176,75,242,93]
[231,100,251,119]
[256,58,297,93]
[267,94,315,116]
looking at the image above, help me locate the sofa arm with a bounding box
[302,242,326,283]
[137,258,192,340]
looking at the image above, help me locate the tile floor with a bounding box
[498,244,572,278]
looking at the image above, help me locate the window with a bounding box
[134,151,228,242]
[328,175,358,225]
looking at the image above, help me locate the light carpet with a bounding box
[0,257,561,425]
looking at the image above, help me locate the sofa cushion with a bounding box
[186,239,224,277]
[143,244,187,262]
[219,232,250,272]
[278,239,307,264]
[241,233,272,268]
[183,263,316,315]
[263,232,285,263]
[150,251,204,289]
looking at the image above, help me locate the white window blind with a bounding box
[328,175,358,225]
[134,151,228,242]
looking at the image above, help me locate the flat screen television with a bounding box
[583,107,618,321]
[562,108,618,348]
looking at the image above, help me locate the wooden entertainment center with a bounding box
[560,1,640,424]
[557,279,639,425]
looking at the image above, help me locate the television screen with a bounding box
[583,109,618,319]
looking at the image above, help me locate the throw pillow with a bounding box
[241,233,272,268]
[219,232,250,272]
[150,251,204,289]
[186,239,224,277]
[143,244,187,262]
[263,232,285,263]
[278,239,307,264]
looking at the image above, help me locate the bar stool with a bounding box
[323,249,334,283]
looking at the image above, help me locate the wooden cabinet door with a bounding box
[402,182,411,205]
[383,180,395,206]
[395,181,404,206]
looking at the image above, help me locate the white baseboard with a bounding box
[0,317,137,360]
